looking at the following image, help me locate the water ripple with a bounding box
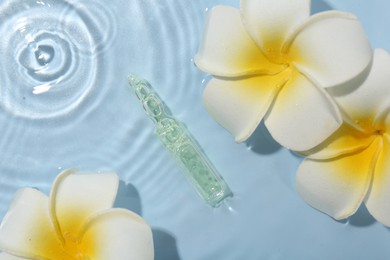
[0,0,116,119]
[133,0,206,112]
[1,1,390,259]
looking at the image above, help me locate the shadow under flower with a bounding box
[114,181,181,259]
[311,0,333,13]
[114,181,143,215]
[347,204,376,227]
[245,121,282,155]
[152,228,182,260]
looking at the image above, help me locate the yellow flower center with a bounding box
[260,42,302,89]
[262,36,299,66]
[265,48,292,65]
[34,211,96,260]
[356,120,385,148]
[340,123,386,184]
[374,129,385,136]
[62,231,91,260]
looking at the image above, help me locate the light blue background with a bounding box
[0,0,389,259]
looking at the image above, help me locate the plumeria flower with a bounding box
[0,169,154,260]
[296,49,390,226]
[195,0,372,151]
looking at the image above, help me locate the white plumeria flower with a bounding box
[195,0,372,151]
[297,49,390,226]
[0,169,154,260]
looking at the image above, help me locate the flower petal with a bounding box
[289,11,372,88]
[296,138,380,220]
[50,169,119,240]
[79,209,154,260]
[328,49,390,129]
[365,135,390,227]
[264,72,342,151]
[0,188,67,259]
[195,5,282,77]
[240,0,310,55]
[203,72,290,142]
[0,253,29,260]
[301,123,376,160]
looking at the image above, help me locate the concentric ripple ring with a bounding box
[0,0,116,119]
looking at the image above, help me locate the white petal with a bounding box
[264,72,341,151]
[195,6,282,77]
[79,209,154,260]
[296,139,380,220]
[365,136,390,227]
[289,11,372,88]
[203,72,290,142]
[240,0,310,54]
[328,49,390,128]
[302,123,375,160]
[0,253,28,260]
[0,188,67,259]
[49,169,119,240]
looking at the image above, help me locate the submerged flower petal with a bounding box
[296,139,381,220]
[195,5,282,77]
[0,188,68,259]
[289,11,372,88]
[264,72,341,151]
[50,169,119,241]
[240,0,310,55]
[79,209,154,260]
[365,136,390,227]
[203,72,290,142]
